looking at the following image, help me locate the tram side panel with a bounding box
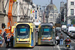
[38,28,42,45]
[30,23,35,47]
[31,27,35,47]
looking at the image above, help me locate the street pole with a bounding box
[17,0,20,22]
[42,6,46,23]
[46,10,49,23]
[53,8,54,24]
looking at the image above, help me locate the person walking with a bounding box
[6,35,10,47]
[3,31,7,41]
[2,30,7,47]
[55,35,60,45]
[59,33,64,45]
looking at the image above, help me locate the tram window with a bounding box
[17,28,30,38]
[20,28,26,33]
[42,28,52,36]
[44,28,49,32]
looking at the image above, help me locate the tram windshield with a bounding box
[42,28,52,37]
[17,28,30,38]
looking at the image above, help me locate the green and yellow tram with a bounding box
[38,23,55,45]
[11,21,36,47]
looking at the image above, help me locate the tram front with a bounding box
[38,25,55,45]
[13,24,31,47]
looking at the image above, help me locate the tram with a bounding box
[11,21,36,47]
[38,23,55,45]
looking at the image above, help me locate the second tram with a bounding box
[38,23,55,45]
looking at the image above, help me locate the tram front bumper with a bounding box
[14,42,31,47]
[41,39,54,44]
[16,42,30,44]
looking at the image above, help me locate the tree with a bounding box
[71,20,75,24]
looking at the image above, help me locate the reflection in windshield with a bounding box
[17,28,30,38]
[56,27,61,30]
[42,28,52,37]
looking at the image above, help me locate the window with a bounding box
[71,9,74,15]
[71,2,74,5]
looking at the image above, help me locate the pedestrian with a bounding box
[55,35,60,45]
[6,35,10,47]
[3,31,7,40]
[1,35,5,47]
[59,33,64,45]
[10,35,13,47]
[2,30,7,47]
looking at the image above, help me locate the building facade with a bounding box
[0,0,5,30]
[67,0,75,24]
[60,1,64,22]
[0,0,33,29]
[46,0,58,24]
[60,1,67,25]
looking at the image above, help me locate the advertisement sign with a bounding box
[35,10,37,19]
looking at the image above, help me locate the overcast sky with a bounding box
[33,0,66,13]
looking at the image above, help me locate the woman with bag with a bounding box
[55,35,60,45]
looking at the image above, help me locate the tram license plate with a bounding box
[67,45,69,47]
[44,40,48,41]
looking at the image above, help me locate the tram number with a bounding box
[22,26,25,28]
[45,26,48,28]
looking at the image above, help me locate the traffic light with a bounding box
[2,23,5,29]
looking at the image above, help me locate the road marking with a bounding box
[8,48,11,50]
[39,47,41,50]
[57,45,60,50]
[55,45,74,49]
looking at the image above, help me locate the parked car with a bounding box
[61,25,67,31]
[67,26,75,38]
[55,27,61,33]
[63,28,68,33]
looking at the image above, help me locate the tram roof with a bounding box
[41,23,53,26]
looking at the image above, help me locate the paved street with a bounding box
[57,31,75,50]
[0,31,75,50]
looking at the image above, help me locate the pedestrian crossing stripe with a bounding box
[55,45,74,49]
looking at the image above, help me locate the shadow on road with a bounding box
[10,47,34,49]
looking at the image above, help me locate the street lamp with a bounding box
[45,10,49,23]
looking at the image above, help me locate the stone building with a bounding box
[0,0,33,30]
[46,0,58,24]
[67,0,75,24]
